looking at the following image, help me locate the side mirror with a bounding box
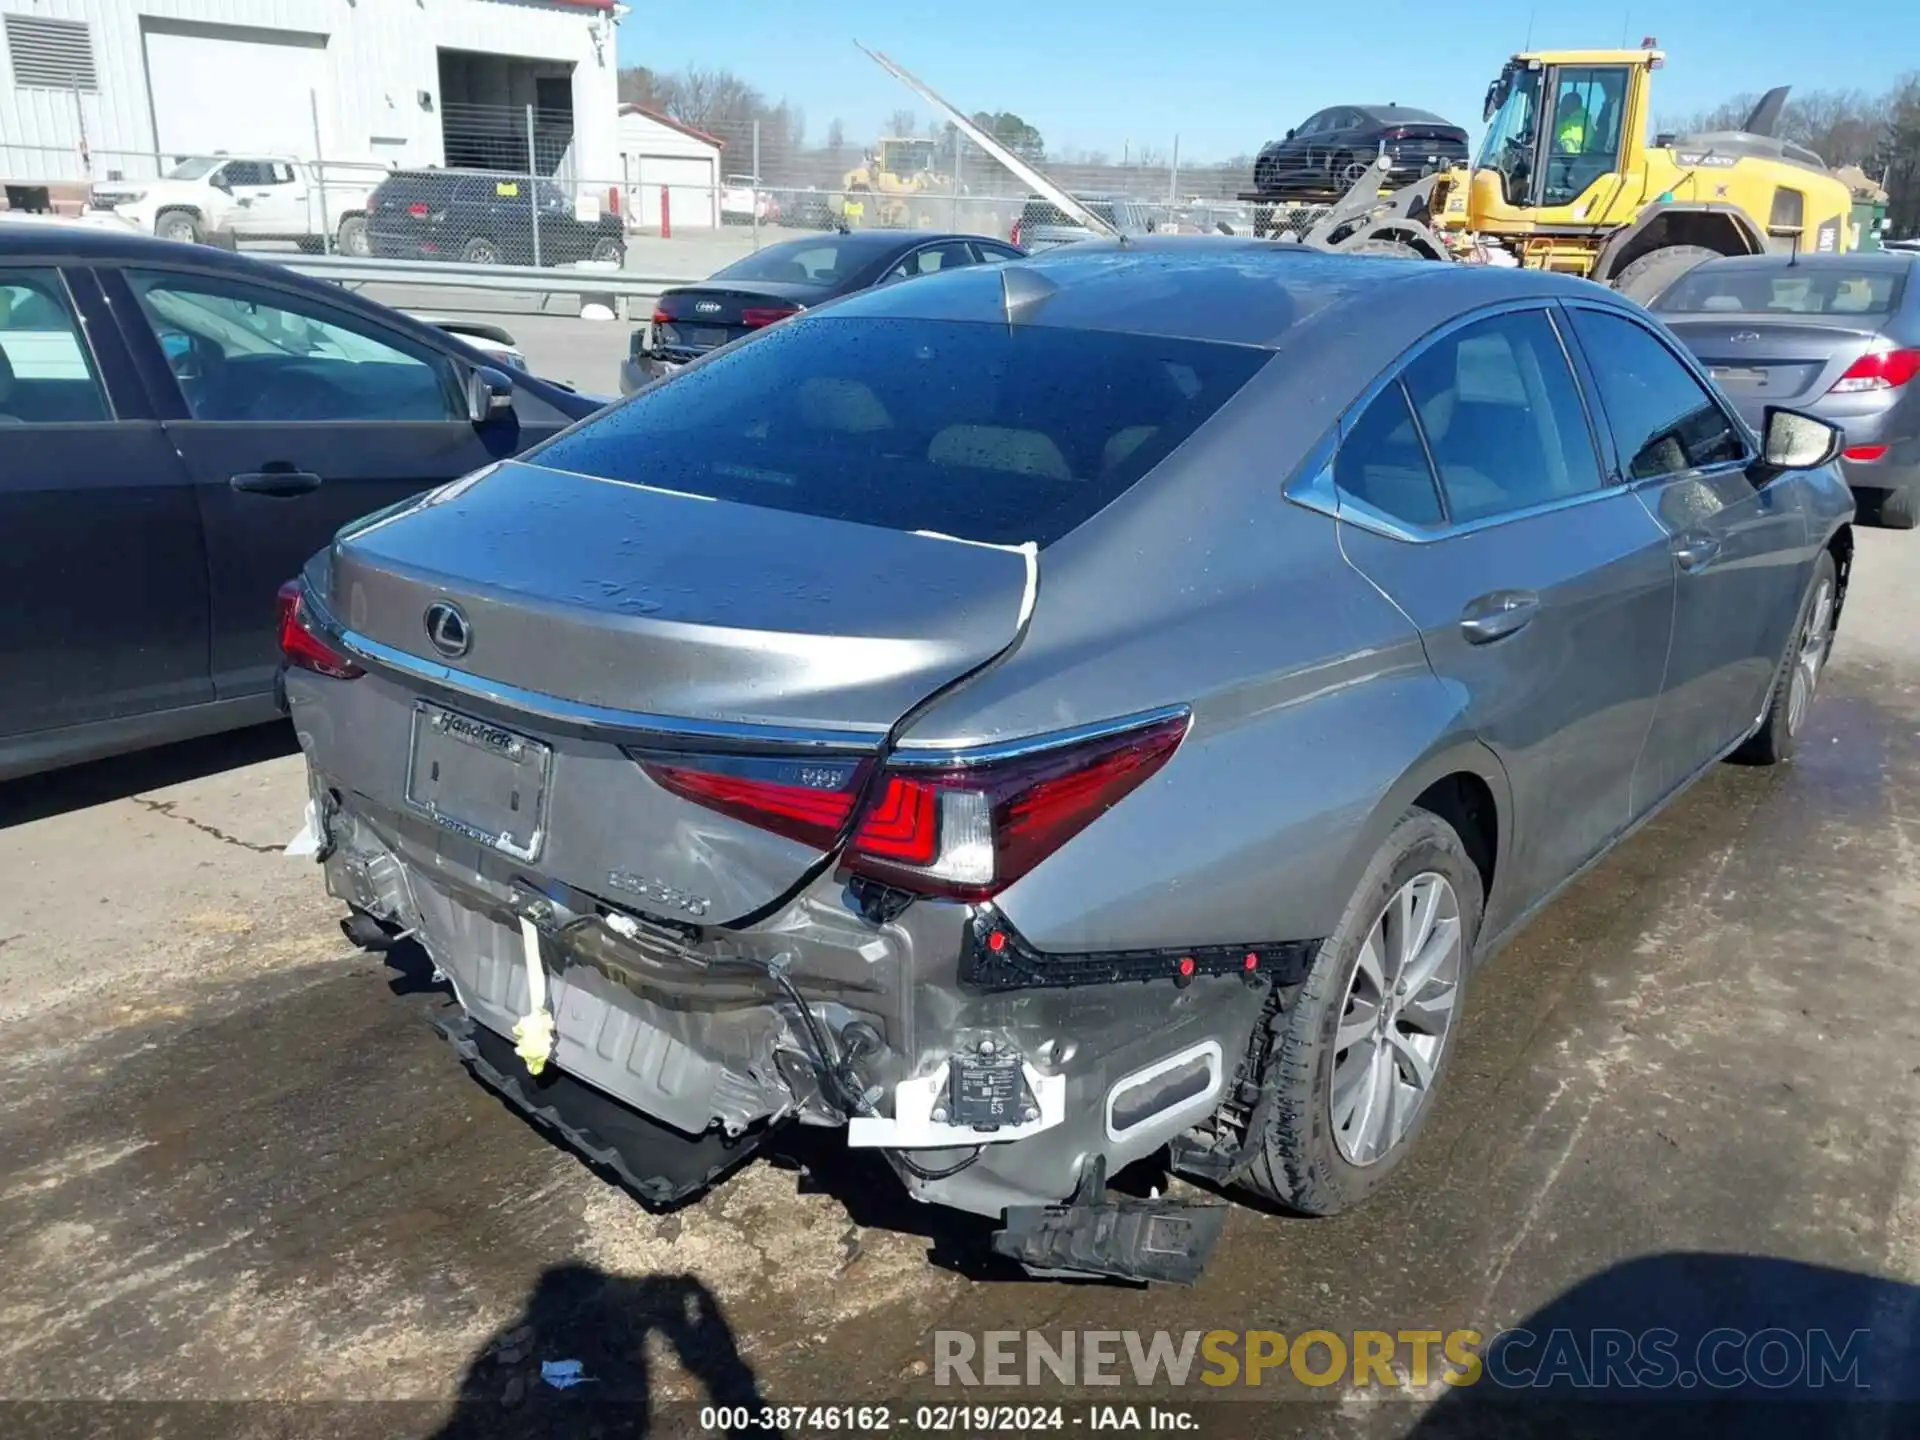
[465,364,515,425]
[209,169,232,192]
[1285,128,1297,141]
[1756,406,1843,475]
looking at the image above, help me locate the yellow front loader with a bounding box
[1315,45,1857,299]
[840,136,950,228]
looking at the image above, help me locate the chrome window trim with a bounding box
[1557,297,1761,478]
[1283,296,1626,545]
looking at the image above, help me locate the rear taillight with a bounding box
[276,581,363,680]
[740,305,800,329]
[1844,444,1890,461]
[634,711,1190,901]
[1829,345,1920,393]
[407,202,430,218]
[1009,220,1023,248]
[650,307,672,326]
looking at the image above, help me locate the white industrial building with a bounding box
[616,103,722,230]
[0,0,625,192]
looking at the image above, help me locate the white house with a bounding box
[616,103,721,230]
[0,0,624,192]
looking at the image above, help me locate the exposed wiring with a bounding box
[766,965,983,1182]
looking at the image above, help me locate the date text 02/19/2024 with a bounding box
[697,1405,1199,1431]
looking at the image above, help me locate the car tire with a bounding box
[336,215,370,257]
[1241,807,1482,1215]
[462,236,501,265]
[589,235,625,265]
[1877,485,1919,530]
[1611,244,1722,306]
[155,209,202,245]
[1733,549,1839,766]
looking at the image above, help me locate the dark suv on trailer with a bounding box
[365,169,626,268]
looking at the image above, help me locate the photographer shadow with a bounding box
[1409,1249,1920,1439]
[430,1263,769,1439]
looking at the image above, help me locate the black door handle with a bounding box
[1460,589,1540,645]
[230,469,323,497]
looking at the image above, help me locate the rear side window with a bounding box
[1565,308,1747,479]
[534,316,1269,546]
[1336,381,1443,526]
[1654,264,1907,317]
[1400,309,1603,522]
[0,268,110,422]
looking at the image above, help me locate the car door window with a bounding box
[1564,307,1747,480]
[223,161,266,187]
[970,241,1022,263]
[1336,379,1445,527]
[885,241,977,282]
[1400,309,1603,523]
[124,270,461,423]
[0,269,110,423]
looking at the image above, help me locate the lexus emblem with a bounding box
[424,601,471,659]
[1731,331,1762,343]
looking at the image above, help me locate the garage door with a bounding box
[143,22,328,159]
[630,156,716,228]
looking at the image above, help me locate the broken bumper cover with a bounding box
[306,777,1284,1230]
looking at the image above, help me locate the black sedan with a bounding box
[0,219,606,780]
[623,231,1023,393]
[1251,105,1470,201]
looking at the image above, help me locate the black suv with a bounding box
[365,169,626,268]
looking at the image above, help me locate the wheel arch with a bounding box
[1327,739,1513,938]
[1590,203,1767,284]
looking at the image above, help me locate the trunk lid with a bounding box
[317,459,1034,921]
[1664,316,1883,411]
[324,458,1033,737]
[650,282,820,359]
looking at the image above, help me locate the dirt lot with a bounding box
[3,529,1919,1438]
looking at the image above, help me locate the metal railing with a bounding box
[269,253,681,321]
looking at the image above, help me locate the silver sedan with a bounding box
[279,239,1855,1284]
[1655,250,1920,528]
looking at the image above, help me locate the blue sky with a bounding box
[616,0,1914,163]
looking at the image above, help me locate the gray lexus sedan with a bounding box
[280,240,1855,1284]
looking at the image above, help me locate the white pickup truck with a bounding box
[88,154,380,253]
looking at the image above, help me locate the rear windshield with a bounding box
[709,241,865,287]
[534,317,1268,546]
[1654,264,1907,317]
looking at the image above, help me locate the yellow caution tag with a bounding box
[496,181,520,198]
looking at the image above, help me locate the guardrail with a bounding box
[268,253,691,322]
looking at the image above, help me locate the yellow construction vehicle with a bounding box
[840,136,950,228]
[1287,45,1857,299]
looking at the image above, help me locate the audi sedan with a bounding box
[1652,250,1920,528]
[622,230,1023,393]
[281,240,1853,1284]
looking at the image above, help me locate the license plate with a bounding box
[1711,365,1767,386]
[947,1052,1031,1130]
[686,326,728,347]
[405,703,552,861]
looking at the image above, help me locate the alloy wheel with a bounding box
[1787,578,1834,738]
[1330,871,1463,1167]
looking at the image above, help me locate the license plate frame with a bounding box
[404,702,553,861]
[1711,364,1768,387]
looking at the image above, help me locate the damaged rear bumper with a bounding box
[308,775,1294,1273]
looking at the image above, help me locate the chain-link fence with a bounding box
[2,84,1359,268]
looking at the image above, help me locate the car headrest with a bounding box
[927,424,1072,481]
